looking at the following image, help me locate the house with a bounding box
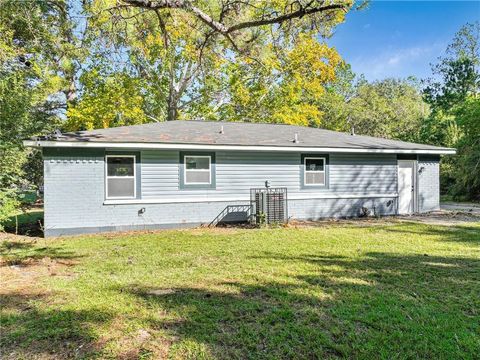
[24,120,455,237]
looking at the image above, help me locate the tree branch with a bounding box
[121,0,348,36]
[122,0,228,33]
[227,3,346,33]
[154,9,169,48]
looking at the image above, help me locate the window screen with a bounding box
[304,157,326,186]
[106,156,135,198]
[107,157,134,176]
[184,156,211,184]
[305,158,324,172]
[305,172,325,185]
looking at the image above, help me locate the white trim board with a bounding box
[103,193,399,205]
[23,140,456,155]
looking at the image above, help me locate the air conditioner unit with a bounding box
[250,187,288,224]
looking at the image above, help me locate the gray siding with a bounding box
[290,197,397,220]
[141,151,397,198]
[43,148,402,236]
[417,157,440,212]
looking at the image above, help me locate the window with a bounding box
[106,155,136,199]
[304,157,326,186]
[179,152,215,189]
[184,155,211,184]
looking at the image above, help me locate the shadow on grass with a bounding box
[0,240,82,266]
[124,250,479,359]
[0,292,112,358]
[127,283,348,358]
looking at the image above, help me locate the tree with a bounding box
[421,22,480,200]
[424,57,479,111]
[92,0,354,120]
[345,78,428,142]
[316,63,360,131]
[453,96,480,200]
[423,22,479,112]
[66,70,149,130]
[206,34,343,126]
[0,1,65,190]
[0,0,79,222]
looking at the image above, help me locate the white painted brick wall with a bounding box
[417,159,440,212]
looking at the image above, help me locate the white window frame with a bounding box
[105,155,136,199]
[304,156,326,186]
[184,155,211,185]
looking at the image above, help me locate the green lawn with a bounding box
[1,221,479,359]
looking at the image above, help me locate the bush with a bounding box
[0,190,20,231]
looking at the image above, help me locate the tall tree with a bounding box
[0,0,69,190]
[422,22,480,200]
[65,69,149,130]
[91,0,354,120]
[339,78,428,142]
[206,34,343,126]
[423,22,479,112]
[453,96,480,200]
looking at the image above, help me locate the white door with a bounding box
[398,160,416,214]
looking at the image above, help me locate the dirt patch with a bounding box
[288,217,398,228]
[281,210,479,228]
[397,210,480,226]
[0,240,85,359]
[104,322,173,360]
[0,231,43,242]
[0,256,76,292]
[147,288,176,296]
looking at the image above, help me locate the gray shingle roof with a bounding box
[33,120,454,152]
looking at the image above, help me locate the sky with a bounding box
[326,1,480,81]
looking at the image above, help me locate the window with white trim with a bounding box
[184,155,211,184]
[304,157,326,186]
[106,155,136,199]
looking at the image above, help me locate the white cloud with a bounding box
[350,42,446,80]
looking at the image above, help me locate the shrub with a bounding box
[0,190,20,231]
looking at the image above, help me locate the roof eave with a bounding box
[23,140,457,155]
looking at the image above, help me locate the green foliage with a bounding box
[86,0,352,122]
[424,58,479,112]
[0,0,75,198]
[210,34,343,126]
[422,22,480,200]
[0,190,20,231]
[452,97,480,200]
[348,78,428,142]
[66,71,149,130]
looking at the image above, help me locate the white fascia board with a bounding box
[23,140,456,155]
[103,193,399,205]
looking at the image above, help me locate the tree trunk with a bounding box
[65,77,77,107]
[167,90,178,121]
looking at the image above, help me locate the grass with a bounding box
[1,221,479,359]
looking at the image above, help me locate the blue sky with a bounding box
[326,1,479,81]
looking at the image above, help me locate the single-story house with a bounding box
[24,120,455,237]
